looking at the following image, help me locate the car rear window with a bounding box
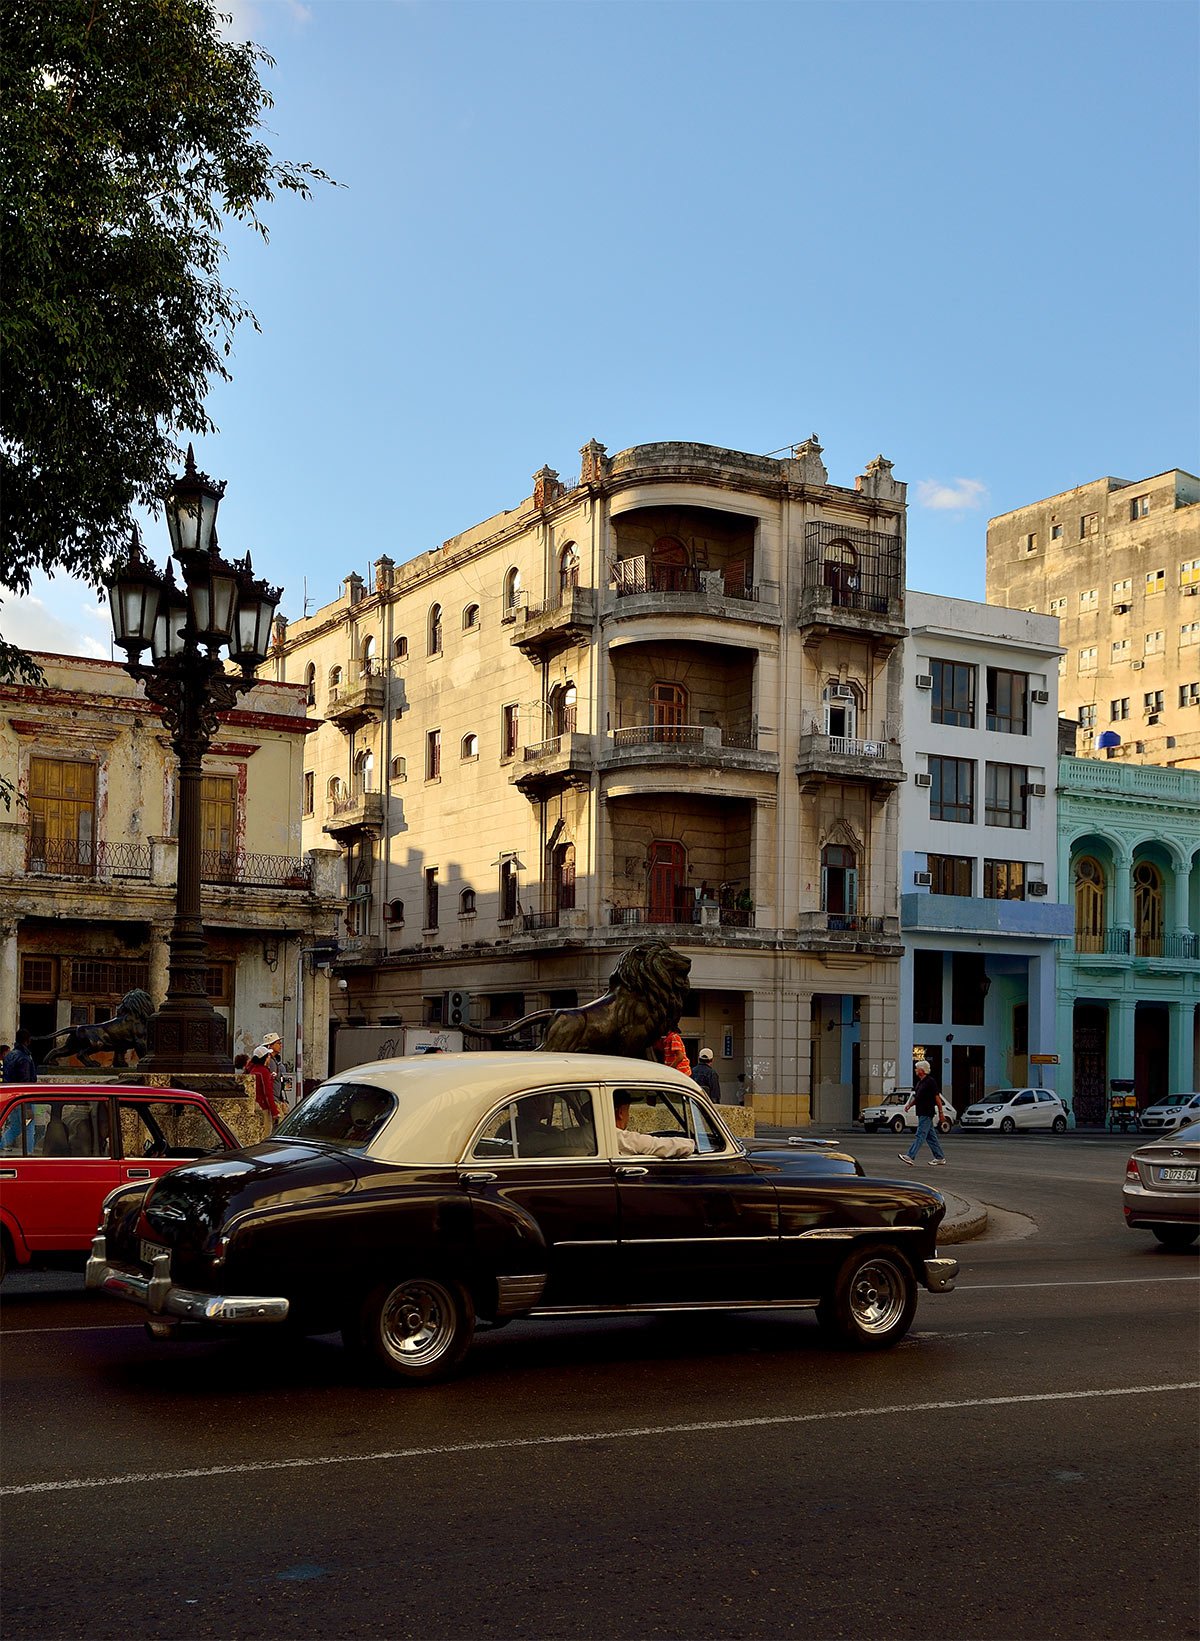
[276,1081,396,1150]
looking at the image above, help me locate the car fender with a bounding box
[0,1206,30,1264]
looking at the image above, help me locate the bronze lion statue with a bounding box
[38,988,155,1069]
[468,941,692,1059]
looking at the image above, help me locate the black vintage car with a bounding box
[86,1053,957,1382]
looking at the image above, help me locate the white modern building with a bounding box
[897,593,1073,1108]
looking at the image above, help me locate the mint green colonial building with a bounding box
[1058,757,1200,1124]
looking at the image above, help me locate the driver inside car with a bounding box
[613,1093,695,1158]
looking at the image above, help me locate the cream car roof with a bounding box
[329,1052,711,1165]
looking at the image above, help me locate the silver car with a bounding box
[960,1087,1068,1134]
[1122,1119,1200,1250]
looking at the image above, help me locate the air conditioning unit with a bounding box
[1028,880,1049,897]
[1022,782,1048,797]
[1131,660,1145,670]
[1147,713,1160,725]
[1112,603,1130,614]
[913,871,933,888]
[915,674,934,691]
[915,772,933,788]
[1185,585,1199,596]
[444,988,471,1027]
[829,684,855,700]
[1031,688,1050,705]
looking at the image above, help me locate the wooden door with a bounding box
[28,758,96,874]
[648,840,686,924]
[200,775,236,881]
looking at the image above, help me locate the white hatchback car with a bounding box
[960,1087,1069,1134]
[859,1090,957,1135]
[1137,1093,1200,1135]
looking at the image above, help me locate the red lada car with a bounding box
[0,1085,236,1282]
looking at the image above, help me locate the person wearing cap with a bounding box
[263,1032,288,1110]
[691,1047,722,1103]
[247,1042,280,1124]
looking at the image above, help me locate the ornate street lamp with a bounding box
[106,448,281,1074]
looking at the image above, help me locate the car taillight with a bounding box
[1125,1158,1140,1181]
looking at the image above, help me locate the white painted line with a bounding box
[3,1383,1196,1498]
[1,1324,145,1336]
[957,1276,1200,1291]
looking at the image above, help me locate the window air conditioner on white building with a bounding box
[1031,689,1050,705]
[1028,881,1049,897]
[915,772,933,788]
[915,674,934,691]
[1022,782,1048,797]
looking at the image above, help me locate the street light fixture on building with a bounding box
[106,447,281,1073]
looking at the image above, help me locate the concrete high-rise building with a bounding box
[267,436,911,1125]
[985,469,1200,770]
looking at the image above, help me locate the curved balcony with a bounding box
[325,666,385,731]
[510,732,595,798]
[600,724,778,796]
[510,587,596,658]
[323,791,385,839]
[796,732,905,792]
[604,563,781,639]
[797,910,902,954]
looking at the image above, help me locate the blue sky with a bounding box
[10,0,1199,657]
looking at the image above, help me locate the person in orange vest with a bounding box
[654,1030,691,1077]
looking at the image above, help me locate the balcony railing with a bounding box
[1135,931,1197,959]
[798,910,897,940]
[200,852,313,888]
[1074,928,1131,955]
[612,558,758,601]
[613,724,706,749]
[24,838,151,879]
[607,904,754,929]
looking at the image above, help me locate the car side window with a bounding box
[5,1101,111,1157]
[1035,1090,1055,1104]
[1014,1092,1035,1106]
[118,1100,226,1157]
[512,1090,598,1159]
[688,1097,727,1155]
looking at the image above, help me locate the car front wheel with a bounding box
[937,1117,952,1134]
[817,1247,918,1350]
[1150,1225,1199,1250]
[1000,1116,1017,1134]
[346,1274,476,1383]
[890,1116,907,1134]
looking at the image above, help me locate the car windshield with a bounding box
[1171,1120,1200,1144]
[275,1081,396,1150]
[1156,1095,1195,1108]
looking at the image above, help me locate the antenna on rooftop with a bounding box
[302,577,312,618]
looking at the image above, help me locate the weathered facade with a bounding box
[898,593,1073,1108]
[0,655,342,1089]
[267,436,911,1125]
[986,468,1200,770]
[1057,756,1200,1121]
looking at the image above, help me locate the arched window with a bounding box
[551,683,577,738]
[328,664,343,696]
[650,681,688,743]
[648,839,687,924]
[552,841,576,915]
[361,634,376,676]
[461,733,479,759]
[823,540,859,607]
[823,682,859,742]
[650,536,690,593]
[462,603,480,631]
[1074,856,1106,953]
[386,898,404,925]
[460,888,477,917]
[304,663,316,707]
[503,567,522,618]
[389,755,406,782]
[1133,860,1164,957]
[328,775,347,809]
[499,858,519,921]
[353,749,374,795]
[427,604,442,656]
[559,544,579,597]
[821,843,858,924]
[393,635,408,660]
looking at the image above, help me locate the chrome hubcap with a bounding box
[380,1279,455,1365]
[848,1259,906,1334]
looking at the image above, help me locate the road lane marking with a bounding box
[0,1324,146,1336]
[3,1382,1196,1498]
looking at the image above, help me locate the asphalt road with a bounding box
[2,1132,1197,1641]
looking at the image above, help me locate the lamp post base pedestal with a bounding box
[138,1006,233,1076]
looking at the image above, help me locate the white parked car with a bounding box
[859,1090,956,1135]
[960,1087,1068,1134]
[1137,1093,1200,1135]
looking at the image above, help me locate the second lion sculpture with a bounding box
[470,940,691,1060]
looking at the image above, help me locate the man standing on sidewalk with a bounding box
[900,1059,946,1167]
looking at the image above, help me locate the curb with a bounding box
[936,1190,989,1243]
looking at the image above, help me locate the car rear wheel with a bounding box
[937,1117,952,1135]
[1150,1226,1199,1250]
[1052,1115,1067,1133]
[890,1116,907,1134]
[1000,1116,1017,1134]
[346,1274,476,1383]
[817,1247,917,1350]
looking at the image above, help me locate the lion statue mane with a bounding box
[468,940,692,1060]
[39,988,155,1069]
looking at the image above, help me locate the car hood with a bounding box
[142,1142,359,1244]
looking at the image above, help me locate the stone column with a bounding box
[0,922,18,1039]
[1110,997,1137,1087]
[1056,982,1077,1126]
[148,922,171,1011]
[749,798,776,927]
[1170,859,1193,938]
[898,949,915,1091]
[1168,1000,1195,1094]
[1110,848,1133,937]
[859,984,898,1110]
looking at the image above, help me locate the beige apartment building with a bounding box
[0,655,341,1084]
[268,436,912,1125]
[986,468,1200,769]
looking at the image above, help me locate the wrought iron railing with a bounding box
[613,558,757,601]
[1134,932,1197,959]
[519,910,561,931]
[801,521,903,614]
[613,724,705,748]
[1074,928,1131,955]
[201,852,312,888]
[25,837,152,879]
[608,903,754,929]
[826,735,889,759]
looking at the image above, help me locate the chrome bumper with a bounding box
[922,1255,958,1293]
[85,1236,289,1327]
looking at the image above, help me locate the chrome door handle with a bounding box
[615,1165,649,1178]
[461,1171,498,1185]
[125,1168,151,1180]
[0,1169,16,1179]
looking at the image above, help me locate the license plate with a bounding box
[140,1239,169,1265]
[1157,1167,1197,1184]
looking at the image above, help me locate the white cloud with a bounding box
[1,585,110,662]
[916,478,989,513]
[218,0,312,43]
